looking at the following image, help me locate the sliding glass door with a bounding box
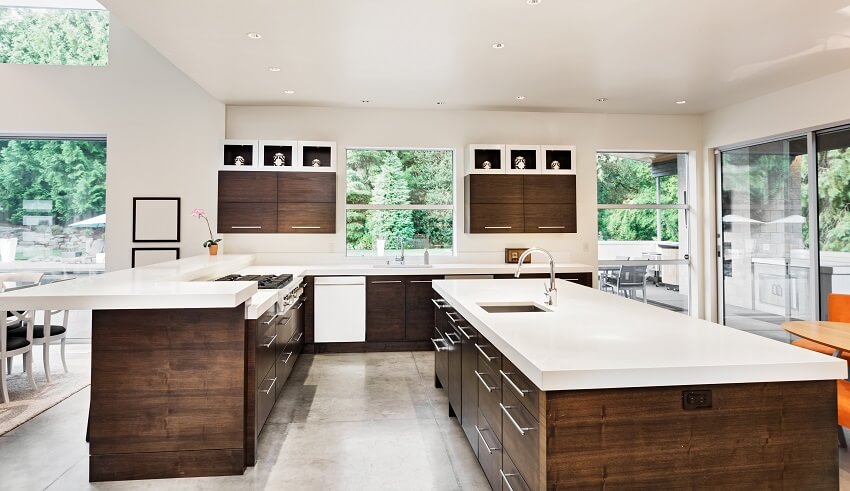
[815,126,850,314]
[718,137,811,341]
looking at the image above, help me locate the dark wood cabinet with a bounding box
[447,310,463,418]
[467,203,524,233]
[523,175,576,204]
[277,202,335,233]
[278,172,336,203]
[405,277,439,341]
[218,202,278,234]
[459,321,480,455]
[366,277,406,342]
[218,171,278,203]
[524,203,577,233]
[467,174,523,203]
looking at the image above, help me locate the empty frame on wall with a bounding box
[131,247,180,268]
[133,197,180,242]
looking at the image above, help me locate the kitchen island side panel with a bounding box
[89,306,247,482]
[545,380,838,489]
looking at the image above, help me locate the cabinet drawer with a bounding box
[257,364,277,433]
[218,171,278,203]
[278,202,335,233]
[367,277,406,342]
[218,202,278,233]
[523,175,576,204]
[278,172,336,203]
[501,387,541,490]
[501,450,533,491]
[501,358,541,421]
[256,323,277,386]
[476,408,504,491]
[467,204,524,233]
[477,354,502,438]
[474,339,502,371]
[524,203,576,233]
[467,175,523,203]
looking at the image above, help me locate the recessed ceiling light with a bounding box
[283,90,295,95]
[492,42,505,49]
[436,101,445,105]
[247,32,262,39]
[596,97,608,102]
[675,100,687,105]
[268,66,281,72]
[515,95,526,100]
[527,0,541,4]
[361,100,371,103]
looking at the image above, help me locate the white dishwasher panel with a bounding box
[314,276,366,343]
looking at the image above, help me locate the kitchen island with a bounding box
[431,278,846,489]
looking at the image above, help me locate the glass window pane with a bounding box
[346,149,452,206]
[597,209,681,243]
[816,126,850,312]
[346,209,453,256]
[597,153,685,205]
[0,7,109,66]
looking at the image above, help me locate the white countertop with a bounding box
[0,254,594,319]
[432,278,847,391]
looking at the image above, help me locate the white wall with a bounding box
[225,106,703,273]
[0,17,224,271]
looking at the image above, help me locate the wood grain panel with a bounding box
[278,172,336,203]
[405,276,441,342]
[89,449,244,482]
[305,340,432,354]
[502,386,542,490]
[218,202,277,234]
[303,276,315,344]
[544,381,837,489]
[244,317,258,466]
[467,204,524,233]
[218,171,277,203]
[523,175,576,204]
[278,202,335,233]
[367,276,406,342]
[523,203,576,233]
[466,175,523,203]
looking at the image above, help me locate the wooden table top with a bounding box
[783,320,850,353]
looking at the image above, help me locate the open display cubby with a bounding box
[541,145,577,174]
[222,140,257,170]
[260,140,297,170]
[298,141,336,172]
[506,145,541,174]
[467,144,506,174]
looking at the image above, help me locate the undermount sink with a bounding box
[373,264,434,268]
[478,302,551,313]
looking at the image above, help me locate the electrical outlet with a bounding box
[682,390,712,410]
[505,248,531,264]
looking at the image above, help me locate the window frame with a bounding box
[344,146,457,257]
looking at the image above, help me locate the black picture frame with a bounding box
[132,197,181,243]
[131,247,180,268]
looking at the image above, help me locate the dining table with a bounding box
[783,320,850,358]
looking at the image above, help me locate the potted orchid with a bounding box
[192,208,221,255]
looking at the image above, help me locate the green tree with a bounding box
[0,7,109,65]
[818,148,850,252]
[365,153,414,244]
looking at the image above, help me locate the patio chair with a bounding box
[600,256,629,293]
[604,264,648,303]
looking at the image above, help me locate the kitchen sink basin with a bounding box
[477,303,551,313]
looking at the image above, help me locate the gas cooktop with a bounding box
[215,274,294,290]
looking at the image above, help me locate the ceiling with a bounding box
[100,0,850,114]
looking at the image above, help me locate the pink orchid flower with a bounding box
[192,208,206,219]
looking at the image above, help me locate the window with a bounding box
[0,138,106,276]
[596,152,690,314]
[0,5,109,66]
[346,148,454,256]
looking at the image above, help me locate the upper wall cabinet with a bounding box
[541,145,576,175]
[298,141,337,172]
[506,145,541,174]
[222,140,259,170]
[259,140,298,171]
[467,144,506,174]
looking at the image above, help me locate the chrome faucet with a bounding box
[394,236,406,265]
[514,247,557,306]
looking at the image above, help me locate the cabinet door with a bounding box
[460,325,480,455]
[466,175,523,203]
[405,277,440,341]
[278,202,336,233]
[467,204,524,233]
[524,203,576,233]
[523,175,576,204]
[278,172,336,203]
[366,276,406,342]
[218,202,277,233]
[218,171,278,203]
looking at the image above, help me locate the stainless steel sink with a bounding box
[478,303,551,313]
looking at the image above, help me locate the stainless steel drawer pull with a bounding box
[446,311,463,323]
[294,332,303,342]
[474,425,501,454]
[500,370,531,398]
[475,343,497,362]
[445,332,460,345]
[538,226,566,229]
[263,312,284,325]
[458,326,473,340]
[500,403,534,436]
[371,280,402,284]
[431,298,450,309]
[431,338,448,352]
[261,377,277,395]
[231,226,262,229]
[499,470,518,491]
[565,278,579,282]
[410,280,433,283]
[474,370,496,392]
[261,334,278,348]
[281,351,294,364]
[291,226,321,229]
[484,226,512,229]
[294,301,305,310]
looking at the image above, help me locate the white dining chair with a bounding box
[26,308,70,382]
[1,310,37,403]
